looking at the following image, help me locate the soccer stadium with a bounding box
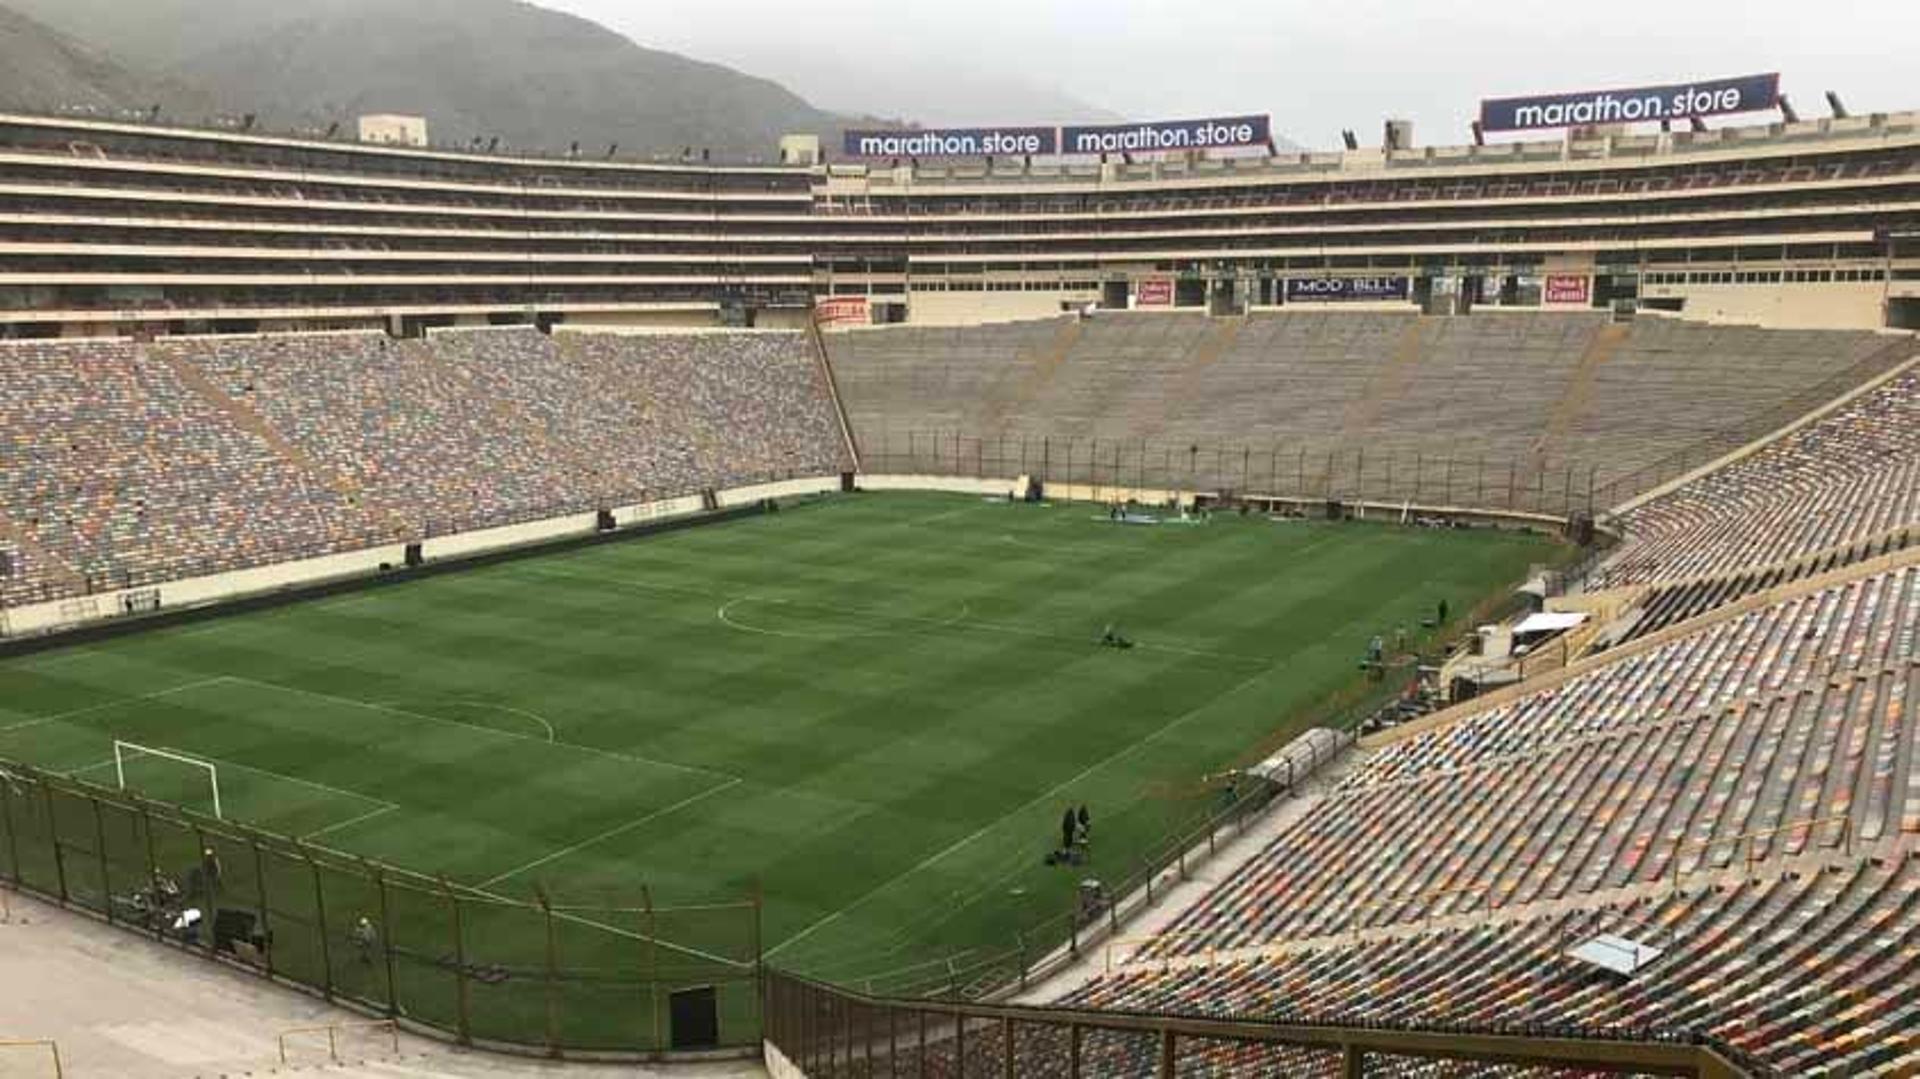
[0,36,1917,1079]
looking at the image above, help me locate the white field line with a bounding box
[302,804,400,842]
[0,676,234,735]
[221,675,734,782]
[764,662,1280,959]
[375,698,557,743]
[530,565,1270,666]
[475,776,743,890]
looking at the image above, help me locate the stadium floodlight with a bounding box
[113,741,222,819]
[1778,94,1800,124]
[606,143,618,159]
[148,104,162,122]
[241,113,256,131]
[1689,116,1708,133]
[1470,121,1485,147]
[487,137,499,153]
[1825,91,1850,119]
[1341,130,1358,151]
[324,121,340,139]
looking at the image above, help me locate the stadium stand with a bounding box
[1063,849,1920,1075]
[831,312,1911,503]
[1596,367,1920,591]
[0,330,850,606]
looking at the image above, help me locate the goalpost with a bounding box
[113,741,223,820]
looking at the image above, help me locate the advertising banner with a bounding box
[1284,277,1411,303]
[813,296,871,327]
[1543,274,1593,306]
[1060,115,1270,156]
[1479,73,1779,133]
[1135,278,1175,306]
[842,127,1058,158]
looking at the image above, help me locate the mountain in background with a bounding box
[0,0,1297,159]
[0,3,211,117]
[0,0,854,160]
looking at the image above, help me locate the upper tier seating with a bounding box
[828,312,1906,504]
[0,329,850,606]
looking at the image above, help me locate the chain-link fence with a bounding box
[0,762,759,1057]
[858,431,1601,519]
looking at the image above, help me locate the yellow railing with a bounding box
[275,1020,399,1066]
[0,1040,63,1078]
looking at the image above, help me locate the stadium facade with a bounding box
[1,104,1917,338]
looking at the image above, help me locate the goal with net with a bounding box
[113,741,222,819]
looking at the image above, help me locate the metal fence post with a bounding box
[307,847,333,998]
[442,875,471,1045]
[195,826,217,958]
[139,804,160,939]
[252,840,274,979]
[0,776,19,885]
[539,888,560,1057]
[90,797,110,925]
[644,884,661,1051]
[41,782,66,903]
[372,864,397,1017]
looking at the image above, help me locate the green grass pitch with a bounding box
[0,492,1557,999]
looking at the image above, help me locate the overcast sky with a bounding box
[545,0,1917,147]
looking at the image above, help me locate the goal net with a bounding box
[113,741,222,819]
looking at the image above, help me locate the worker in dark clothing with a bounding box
[1060,806,1078,853]
[1438,598,1449,626]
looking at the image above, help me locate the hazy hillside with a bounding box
[3,0,849,159]
[0,3,210,116]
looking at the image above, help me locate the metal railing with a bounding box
[0,1040,62,1078]
[277,1019,400,1066]
[0,762,761,1058]
[859,430,1602,519]
[762,969,1760,1078]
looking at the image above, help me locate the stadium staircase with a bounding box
[1328,317,1428,456]
[146,341,410,541]
[1529,321,1629,475]
[1133,316,1245,442]
[806,318,862,471]
[978,316,1083,435]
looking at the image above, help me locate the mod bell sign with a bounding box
[1284,277,1411,303]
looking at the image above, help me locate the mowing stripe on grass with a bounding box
[475,776,745,889]
[222,675,735,782]
[0,675,235,735]
[764,661,1278,960]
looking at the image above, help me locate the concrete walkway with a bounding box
[0,887,765,1078]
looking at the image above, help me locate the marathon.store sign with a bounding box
[1479,73,1779,133]
[1285,277,1411,303]
[842,114,1268,158]
[1060,115,1269,155]
[843,127,1057,158]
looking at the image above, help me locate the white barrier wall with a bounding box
[857,474,1021,497]
[2,479,834,641]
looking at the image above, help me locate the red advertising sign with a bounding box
[813,296,871,327]
[1544,274,1592,306]
[1136,278,1174,307]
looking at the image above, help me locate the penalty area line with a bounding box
[474,776,744,890]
